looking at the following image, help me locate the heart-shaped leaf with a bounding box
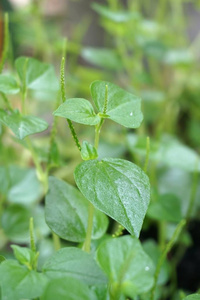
[0,260,48,300]
[0,109,48,139]
[53,98,100,125]
[74,158,150,237]
[96,235,155,298]
[43,247,107,285]
[41,276,97,300]
[15,57,59,92]
[45,176,108,242]
[90,81,143,128]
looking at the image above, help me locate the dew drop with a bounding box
[130,112,133,116]
[145,266,150,271]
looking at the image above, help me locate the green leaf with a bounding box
[90,81,143,128]
[11,245,35,268]
[45,177,108,242]
[183,295,200,300]
[143,239,170,285]
[0,109,48,139]
[163,49,194,66]
[81,47,123,70]
[92,3,139,22]
[148,194,182,223]
[41,277,97,300]
[0,74,20,94]
[15,56,59,91]
[6,166,43,205]
[81,141,98,160]
[43,247,107,285]
[96,236,155,298]
[0,260,48,300]
[0,256,6,263]
[1,204,50,243]
[53,98,100,125]
[74,158,150,237]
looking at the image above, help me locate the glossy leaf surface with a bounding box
[54,98,100,125]
[43,247,107,285]
[41,277,97,300]
[96,235,155,298]
[74,158,150,237]
[0,110,48,139]
[0,260,48,300]
[90,81,143,128]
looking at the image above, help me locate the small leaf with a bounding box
[1,204,50,243]
[81,141,98,160]
[148,194,182,223]
[0,109,48,139]
[90,81,143,128]
[41,276,97,300]
[43,247,107,285]
[54,98,100,125]
[15,57,59,91]
[0,260,48,300]
[96,235,155,298]
[11,245,35,268]
[45,177,108,242]
[74,158,150,237]
[92,3,139,22]
[0,74,20,94]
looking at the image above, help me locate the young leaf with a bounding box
[43,247,107,285]
[0,109,48,139]
[81,140,98,160]
[45,176,108,242]
[53,98,100,125]
[11,245,35,268]
[147,194,182,223]
[0,74,20,94]
[96,235,155,298]
[74,158,150,237]
[0,260,48,300]
[41,276,97,300]
[15,57,59,91]
[90,81,143,128]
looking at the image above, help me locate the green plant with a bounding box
[1,1,200,300]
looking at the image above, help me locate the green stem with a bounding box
[150,219,186,300]
[52,232,61,251]
[83,115,104,252]
[0,92,13,111]
[143,136,150,173]
[29,217,36,252]
[0,13,9,73]
[26,137,48,193]
[185,165,199,222]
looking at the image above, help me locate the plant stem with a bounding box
[83,115,104,252]
[52,232,61,251]
[0,13,9,73]
[29,217,36,252]
[150,219,186,300]
[143,136,150,173]
[0,92,13,111]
